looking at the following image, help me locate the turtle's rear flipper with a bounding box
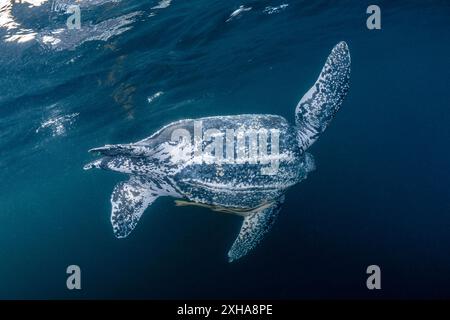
[227,197,284,262]
[110,176,161,238]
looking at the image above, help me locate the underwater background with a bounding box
[0,0,449,299]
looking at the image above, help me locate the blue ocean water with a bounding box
[0,0,449,299]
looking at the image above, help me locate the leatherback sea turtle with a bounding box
[84,42,351,262]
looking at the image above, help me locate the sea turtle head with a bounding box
[83,143,164,175]
[295,41,351,152]
[83,137,191,177]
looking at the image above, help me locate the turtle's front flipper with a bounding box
[227,197,284,262]
[295,41,351,152]
[110,176,161,238]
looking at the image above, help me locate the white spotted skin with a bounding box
[86,114,314,209]
[110,176,178,238]
[84,41,351,262]
[295,41,351,151]
[170,115,310,208]
[228,196,283,262]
